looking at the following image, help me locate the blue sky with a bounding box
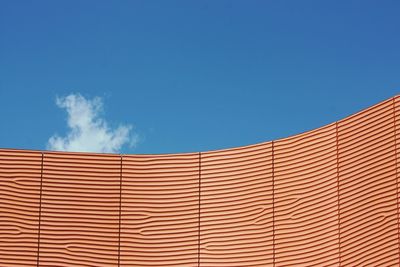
[1,0,399,154]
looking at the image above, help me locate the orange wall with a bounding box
[1,96,399,266]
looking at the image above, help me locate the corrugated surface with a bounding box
[200,143,273,267]
[120,153,199,267]
[1,95,400,266]
[394,95,400,264]
[0,149,42,267]
[38,152,120,266]
[274,123,340,266]
[337,98,399,266]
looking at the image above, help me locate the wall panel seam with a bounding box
[272,141,275,267]
[198,152,201,267]
[36,152,44,267]
[118,155,123,266]
[335,122,342,266]
[391,97,400,265]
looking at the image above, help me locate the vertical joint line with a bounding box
[272,141,275,267]
[118,155,123,266]
[335,122,342,266]
[198,152,201,267]
[36,152,44,266]
[391,97,400,265]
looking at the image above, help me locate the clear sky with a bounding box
[1,0,399,154]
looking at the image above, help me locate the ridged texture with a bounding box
[394,95,400,264]
[1,95,400,266]
[120,154,199,267]
[38,152,120,266]
[274,124,340,266]
[200,143,273,267]
[0,149,42,267]
[337,98,399,266]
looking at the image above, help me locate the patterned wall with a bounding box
[1,96,399,266]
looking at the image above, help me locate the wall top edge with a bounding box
[1,94,398,157]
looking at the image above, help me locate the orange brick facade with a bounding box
[1,95,400,266]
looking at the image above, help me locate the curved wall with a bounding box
[0,96,400,266]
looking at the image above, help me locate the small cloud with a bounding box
[47,93,138,153]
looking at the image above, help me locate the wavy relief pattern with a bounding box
[337,98,399,266]
[394,95,400,263]
[120,154,199,267]
[1,96,400,266]
[38,152,120,266]
[0,149,42,267]
[200,143,273,267]
[274,123,340,266]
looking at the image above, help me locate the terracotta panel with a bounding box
[120,153,199,267]
[394,95,400,256]
[38,152,120,266]
[0,149,42,266]
[337,98,399,266]
[200,143,273,267]
[394,96,400,166]
[274,124,340,266]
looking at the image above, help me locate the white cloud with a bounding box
[47,93,138,153]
